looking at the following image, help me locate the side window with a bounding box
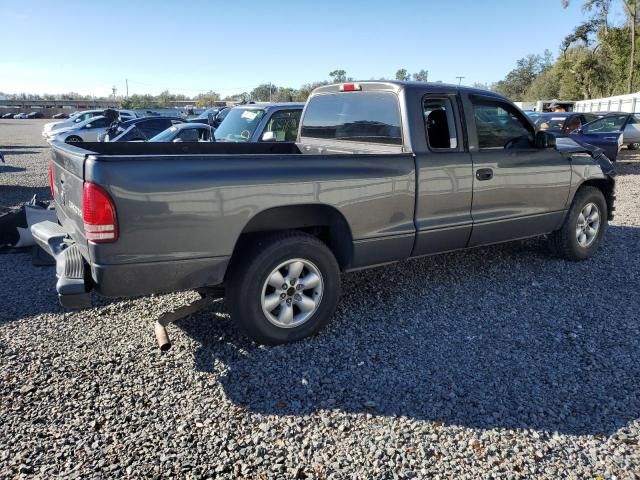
[423,97,458,150]
[583,115,628,133]
[565,115,582,133]
[88,117,109,128]
[472,100,534,149]
[263,110,302,141]
[141,119,169,134]
[177,128,200,142]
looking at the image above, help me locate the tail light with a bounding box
[48,161,55,198]
[82,182,118,243]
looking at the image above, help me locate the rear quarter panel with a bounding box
[85,153,416,266]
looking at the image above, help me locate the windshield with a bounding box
[214,108,265,142]
[149,126,178,142]
[196,107,219,119]
[582,115,628,133]
[536,116,567,132]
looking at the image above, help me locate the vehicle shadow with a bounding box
[0,253,63,324]
[0,165,27,173]
[178,224,640,436]
[1,151,42,156]
[0,145,48,149]
[0,186,51,204]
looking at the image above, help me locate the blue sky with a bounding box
[0,0,606,97]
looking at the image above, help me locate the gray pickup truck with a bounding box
[34,81,616,345]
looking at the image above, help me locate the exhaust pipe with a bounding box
[153,295,215,351]
[155,321,171,351]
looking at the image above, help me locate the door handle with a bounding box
[476,168,493,181]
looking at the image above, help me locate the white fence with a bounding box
[574,93,640,113]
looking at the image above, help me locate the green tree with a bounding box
[294,81,328,101]
[194,90,221,107]
[563,0,638,93]
[493,51,554,100]
[329,70,347,83]
[412,69,429,82]
[395,68,410,81]
[251,83,276,101]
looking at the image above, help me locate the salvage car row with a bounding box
[526,110,640,160]
[40,103,305,144]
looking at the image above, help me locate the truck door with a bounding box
[412,93,474,256]
[465,95,571,246]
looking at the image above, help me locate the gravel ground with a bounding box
[1,120,639,479]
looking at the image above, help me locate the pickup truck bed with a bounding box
[34,81,616,345]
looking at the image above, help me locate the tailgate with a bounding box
[50,141,88,252]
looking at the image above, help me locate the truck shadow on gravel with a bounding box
[181,225,640,437]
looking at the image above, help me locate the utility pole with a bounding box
[269,82,272,102]
[125,78,129,98]
[456,76,465,86]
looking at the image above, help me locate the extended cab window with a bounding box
[472,100,534,149]
[423,98,458,150]
[301,92,402,145]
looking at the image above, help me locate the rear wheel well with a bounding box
[578,178,615,220]
[230,205,354,272]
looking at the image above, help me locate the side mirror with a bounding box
[207,113,215,126]
[535,130,556,149]
[261,131,276,142]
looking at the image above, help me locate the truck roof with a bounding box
[312,81,506,100]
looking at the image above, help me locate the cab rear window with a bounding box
[301,92,402,145]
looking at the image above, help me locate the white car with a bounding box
[43,109,136,139]
[52,116,114,143]
[14,113,29,119]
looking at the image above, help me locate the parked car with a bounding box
[150,123,215,142]
[1,113,16,119]
[36,81,616,347]
[43,109,136,139]
[27,111,44,119]
[53,113,70,119]
[51,116,114,143]
[13,113,28,119]
[214,103,304,142]
[100,116,185,142]
[187,106,229,127]
[534,112,598,135]
[569,112,640,159]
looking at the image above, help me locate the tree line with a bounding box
[493,0,639,101]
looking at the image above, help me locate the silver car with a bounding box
[52,116,113,143]
[43,109,136,139]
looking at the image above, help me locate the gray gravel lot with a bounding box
[1,120,639,479]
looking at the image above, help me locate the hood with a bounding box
[555,136,616,177]
[555,136,603,155]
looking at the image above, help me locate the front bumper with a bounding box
[31,221,92,309]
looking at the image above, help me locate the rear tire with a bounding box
[548,186,607,261]
[65,135,83,143]
[227,231,341,345]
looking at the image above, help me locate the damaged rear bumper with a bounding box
[31,221,92,309]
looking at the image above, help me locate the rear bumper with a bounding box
[31,221,231,307]
[31,221,92,309]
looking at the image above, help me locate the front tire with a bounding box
[548,186,607,261]
[227,232,341,345]
[65,135,83,143]
[628,142,640,150]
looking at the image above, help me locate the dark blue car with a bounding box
[568,114,637,161]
